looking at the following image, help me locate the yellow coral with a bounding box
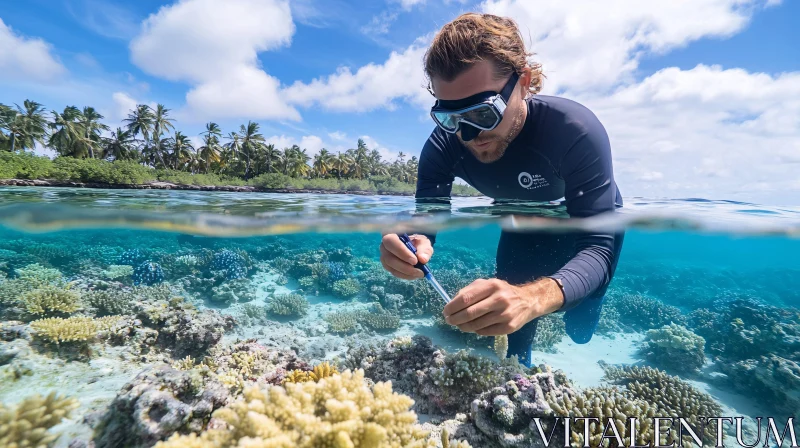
[172,356,195,371]
[282,369,311,384]
[30,316,122,345]
[155,369,432,448]
[22,285,81,316]
[309,361,339,381]
[493,335,508,360]
[0,391,79,447]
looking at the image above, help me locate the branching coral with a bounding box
[29,316,122,345]
[20,284,81,316]
[325,306,401,334]
[494,335,508,360]
[325,310,360,334]
[532,314,565,353]
[85,289,135,315]
[546,387,659,448]
[719,354,800,416]
[609,292,687,331]
[101,264,134,280]
[154,369,434,448]
[210,249,249,280]
[601,363,723,443]
[0,391,79,448]
[266,293,309,317]
[640,323,706,374]
[332,277,361,298]
[283,361,340,384]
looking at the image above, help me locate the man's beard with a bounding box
[458,101,525,164]
[461,136,510,163]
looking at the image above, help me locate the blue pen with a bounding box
[398,233,452,304]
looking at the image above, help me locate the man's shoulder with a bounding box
[526,94,607,143]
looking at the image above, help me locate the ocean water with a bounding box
[0,186,798,448]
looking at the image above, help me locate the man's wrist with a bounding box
[519,277,565,318]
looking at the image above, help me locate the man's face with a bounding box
[431,59,527,163]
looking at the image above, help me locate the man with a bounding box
[379,13,624,367]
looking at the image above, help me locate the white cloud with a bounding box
[130,0,299,121]
[0,18,66,82]
[393,0,425,10]
[111,92,138,122]
[328,131,348,141]
[360,135,401,162]
[283,45,432,112]
[580,64,800,202]
[361,11,399,35]
[482,0,776,94]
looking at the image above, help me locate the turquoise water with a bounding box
[0,186,798,447]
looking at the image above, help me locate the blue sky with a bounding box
[1,0,798,205]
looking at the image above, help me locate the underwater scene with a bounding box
[0,186,798,448]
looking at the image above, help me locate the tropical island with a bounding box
[0,100,480,196]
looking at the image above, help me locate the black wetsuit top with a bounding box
[415,95,624,312]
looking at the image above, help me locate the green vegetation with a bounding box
[1,100,481,196]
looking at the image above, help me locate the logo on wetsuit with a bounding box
[518,172,549,190]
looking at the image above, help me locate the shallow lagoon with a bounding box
[0,187,798,447]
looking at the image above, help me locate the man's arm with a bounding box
[412,131,457,245]
[545,112,622,313]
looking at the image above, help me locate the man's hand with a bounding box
[443,277,564,336]
[379,233,434,280]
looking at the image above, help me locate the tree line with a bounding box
[0,100,420,184]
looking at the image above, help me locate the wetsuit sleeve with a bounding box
[413,132,456,246]
[547,117,621,312]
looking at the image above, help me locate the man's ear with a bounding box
[518,67,532,98]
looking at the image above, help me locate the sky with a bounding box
[0,0,798,205]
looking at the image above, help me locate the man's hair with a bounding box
[424,13,544,95]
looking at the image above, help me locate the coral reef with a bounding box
[532,314,566,353]
[494,335,508,360]
[30,315,121,345]
[134,294,236,357]
[210,249,249,280]
[85,288,135,315]
[609,292,687,331]
[688,296,800,362]
[154,369,434,448]
[93,365,230,448]
[345,335,525,415]
[332,277,362,298]
[102,264,134,281]
[0,391,79,448]
[118,248,148,266]
[133,261,165,286]
[21,283,82,316]
[208,278,256,305]
[266,293,309,317]
[719,354,800,416]
[282,361,340,384]
[324,305,400,334]
[601,363,723,443]
[640,323,706,374]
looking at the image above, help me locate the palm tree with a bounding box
[288,147,311,178]
[263,143,280,174]
[0,100,49,152]
[236,121,265,180]
[169,131,194,170]
[124,104,154,145]
[198,122,222,174]
[313,149,334,178]
[102,127,136,161]
[150,104,174,168]
[222,132,242,175]
[48,106,90,158]
[77,106,109,158]
[332,151,353,179]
